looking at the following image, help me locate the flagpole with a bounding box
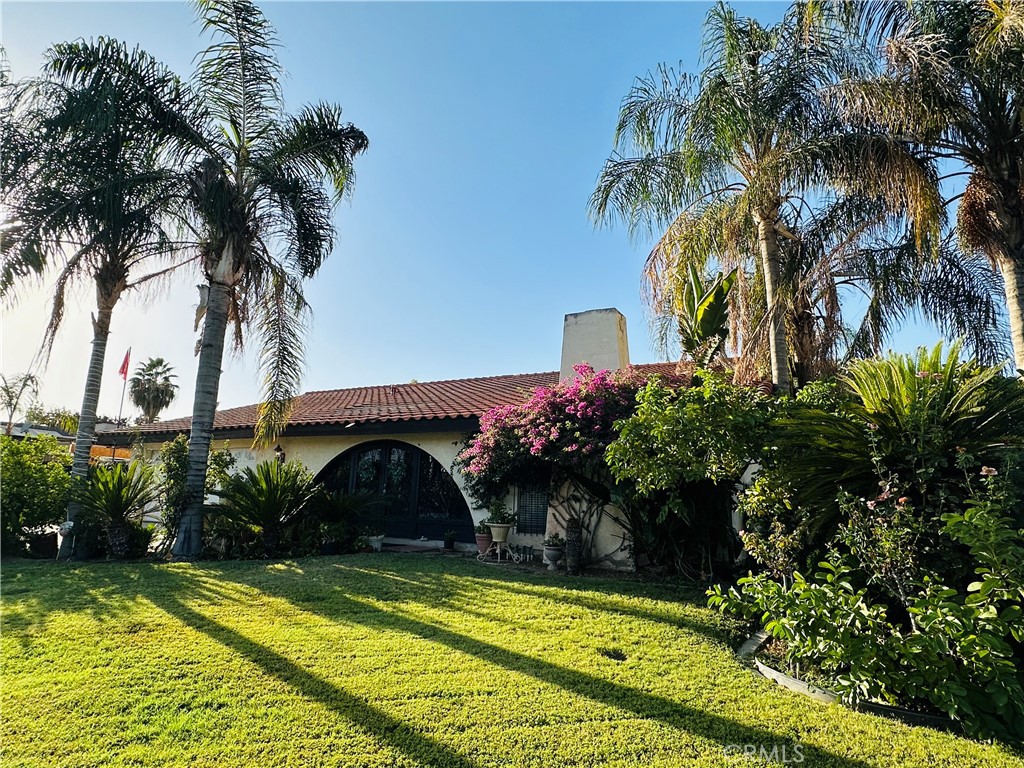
[112,346,131,459]
[112,375,127,459]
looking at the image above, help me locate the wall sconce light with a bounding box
[274,444,285,463]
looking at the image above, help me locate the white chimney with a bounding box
[559,308,630,381]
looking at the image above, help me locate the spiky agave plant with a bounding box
[77,461,161,559]
[215,460,320,557]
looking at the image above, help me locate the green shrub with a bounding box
[606,372,772,578]
[76,461,161,559]
[710,469,1024,742]
[213,460,320,557]
[0,435,72,556]
[157,435,236,557]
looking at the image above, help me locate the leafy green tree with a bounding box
[591,3,942,390]
[46,0,369,558]
[0,435,72,555]
[1,42,182,558]
[129,357,178,423]
[844,0,1024,372]
[0,373,39,434]
[156,434,235,557]
[23,403,79,434]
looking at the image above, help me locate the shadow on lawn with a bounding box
[201,562,874,768]
[5,558,870,766]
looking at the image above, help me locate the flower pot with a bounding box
[486,523,513,544]
[543,545,564,571]
[475,532,492,554]
[29,532,58,559]
[367,534,385,552]
[319,541,340,556]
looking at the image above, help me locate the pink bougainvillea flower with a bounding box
[980,466,998,477]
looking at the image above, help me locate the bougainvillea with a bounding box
[454,364,653,509]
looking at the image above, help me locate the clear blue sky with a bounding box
[1,1,941,421]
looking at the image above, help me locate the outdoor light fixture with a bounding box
[274,444,285,463]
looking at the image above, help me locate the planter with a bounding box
[29,532,58,559]
[741,631,961,733]
[367,534,385,552]
[475,532,493,555]
[543,545,564,571]
[486,523,513,544]
[319,541,341,556]
[443,535,456,551]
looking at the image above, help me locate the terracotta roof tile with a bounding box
[123,362,682,438]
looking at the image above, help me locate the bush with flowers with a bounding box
[454,364,659,565]
[710,343,1024,742]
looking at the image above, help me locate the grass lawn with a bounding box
[2,555,1021,767]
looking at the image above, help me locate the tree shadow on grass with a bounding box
[142,582,480,768]
[203,564,875,768]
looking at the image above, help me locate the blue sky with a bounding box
[2,1,943,422]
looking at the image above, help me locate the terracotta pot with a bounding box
[475,532,492,554]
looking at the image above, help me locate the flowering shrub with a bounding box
[455,364,650,507]
[455,364,656,563]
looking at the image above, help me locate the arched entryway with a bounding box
[314,440,474,542]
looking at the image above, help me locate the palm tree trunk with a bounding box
[754,210,791,392]
[998,258,1024,373]
[57,303,114,560]
[172,280,231,559]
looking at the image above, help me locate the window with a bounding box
[516,486,549,535]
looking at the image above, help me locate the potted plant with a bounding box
[443,529,457,551]
[542,531,565,571]
[319,521,349,556]
[363,526,386,552]
[354,534,372,553]
[485,501,516,545]
[474,519,492,554]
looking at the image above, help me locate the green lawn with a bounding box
[2,555,1020,767]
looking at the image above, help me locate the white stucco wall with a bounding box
[139,430,543,550]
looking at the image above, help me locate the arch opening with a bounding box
[314,440,474,542]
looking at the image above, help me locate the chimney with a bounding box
[559,308,630,381]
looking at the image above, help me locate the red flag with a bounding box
[118,348,131,381]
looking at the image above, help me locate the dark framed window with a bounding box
[516,486,549,535]
[315,440,474,541]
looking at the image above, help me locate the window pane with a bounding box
[353,447,383,495]
[417,456,466,520]
[517,488,548,534]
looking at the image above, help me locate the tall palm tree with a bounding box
[1,44,182,557]
[129,357,179,423]
[47,0,368,558]
[842,1,1024,372]
[591,2,942,390]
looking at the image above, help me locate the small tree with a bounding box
[1,373,39,434]
[0,434,72,555]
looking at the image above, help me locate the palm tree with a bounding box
[1,44,182,557]
[0,372,39,434]
[129,357,179,423]
[839,1,1024,372]
[47,0,368,558]
[591,2,942,390]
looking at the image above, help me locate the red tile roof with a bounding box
[122,362,682,438]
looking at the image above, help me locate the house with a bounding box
[100,309,676,559]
